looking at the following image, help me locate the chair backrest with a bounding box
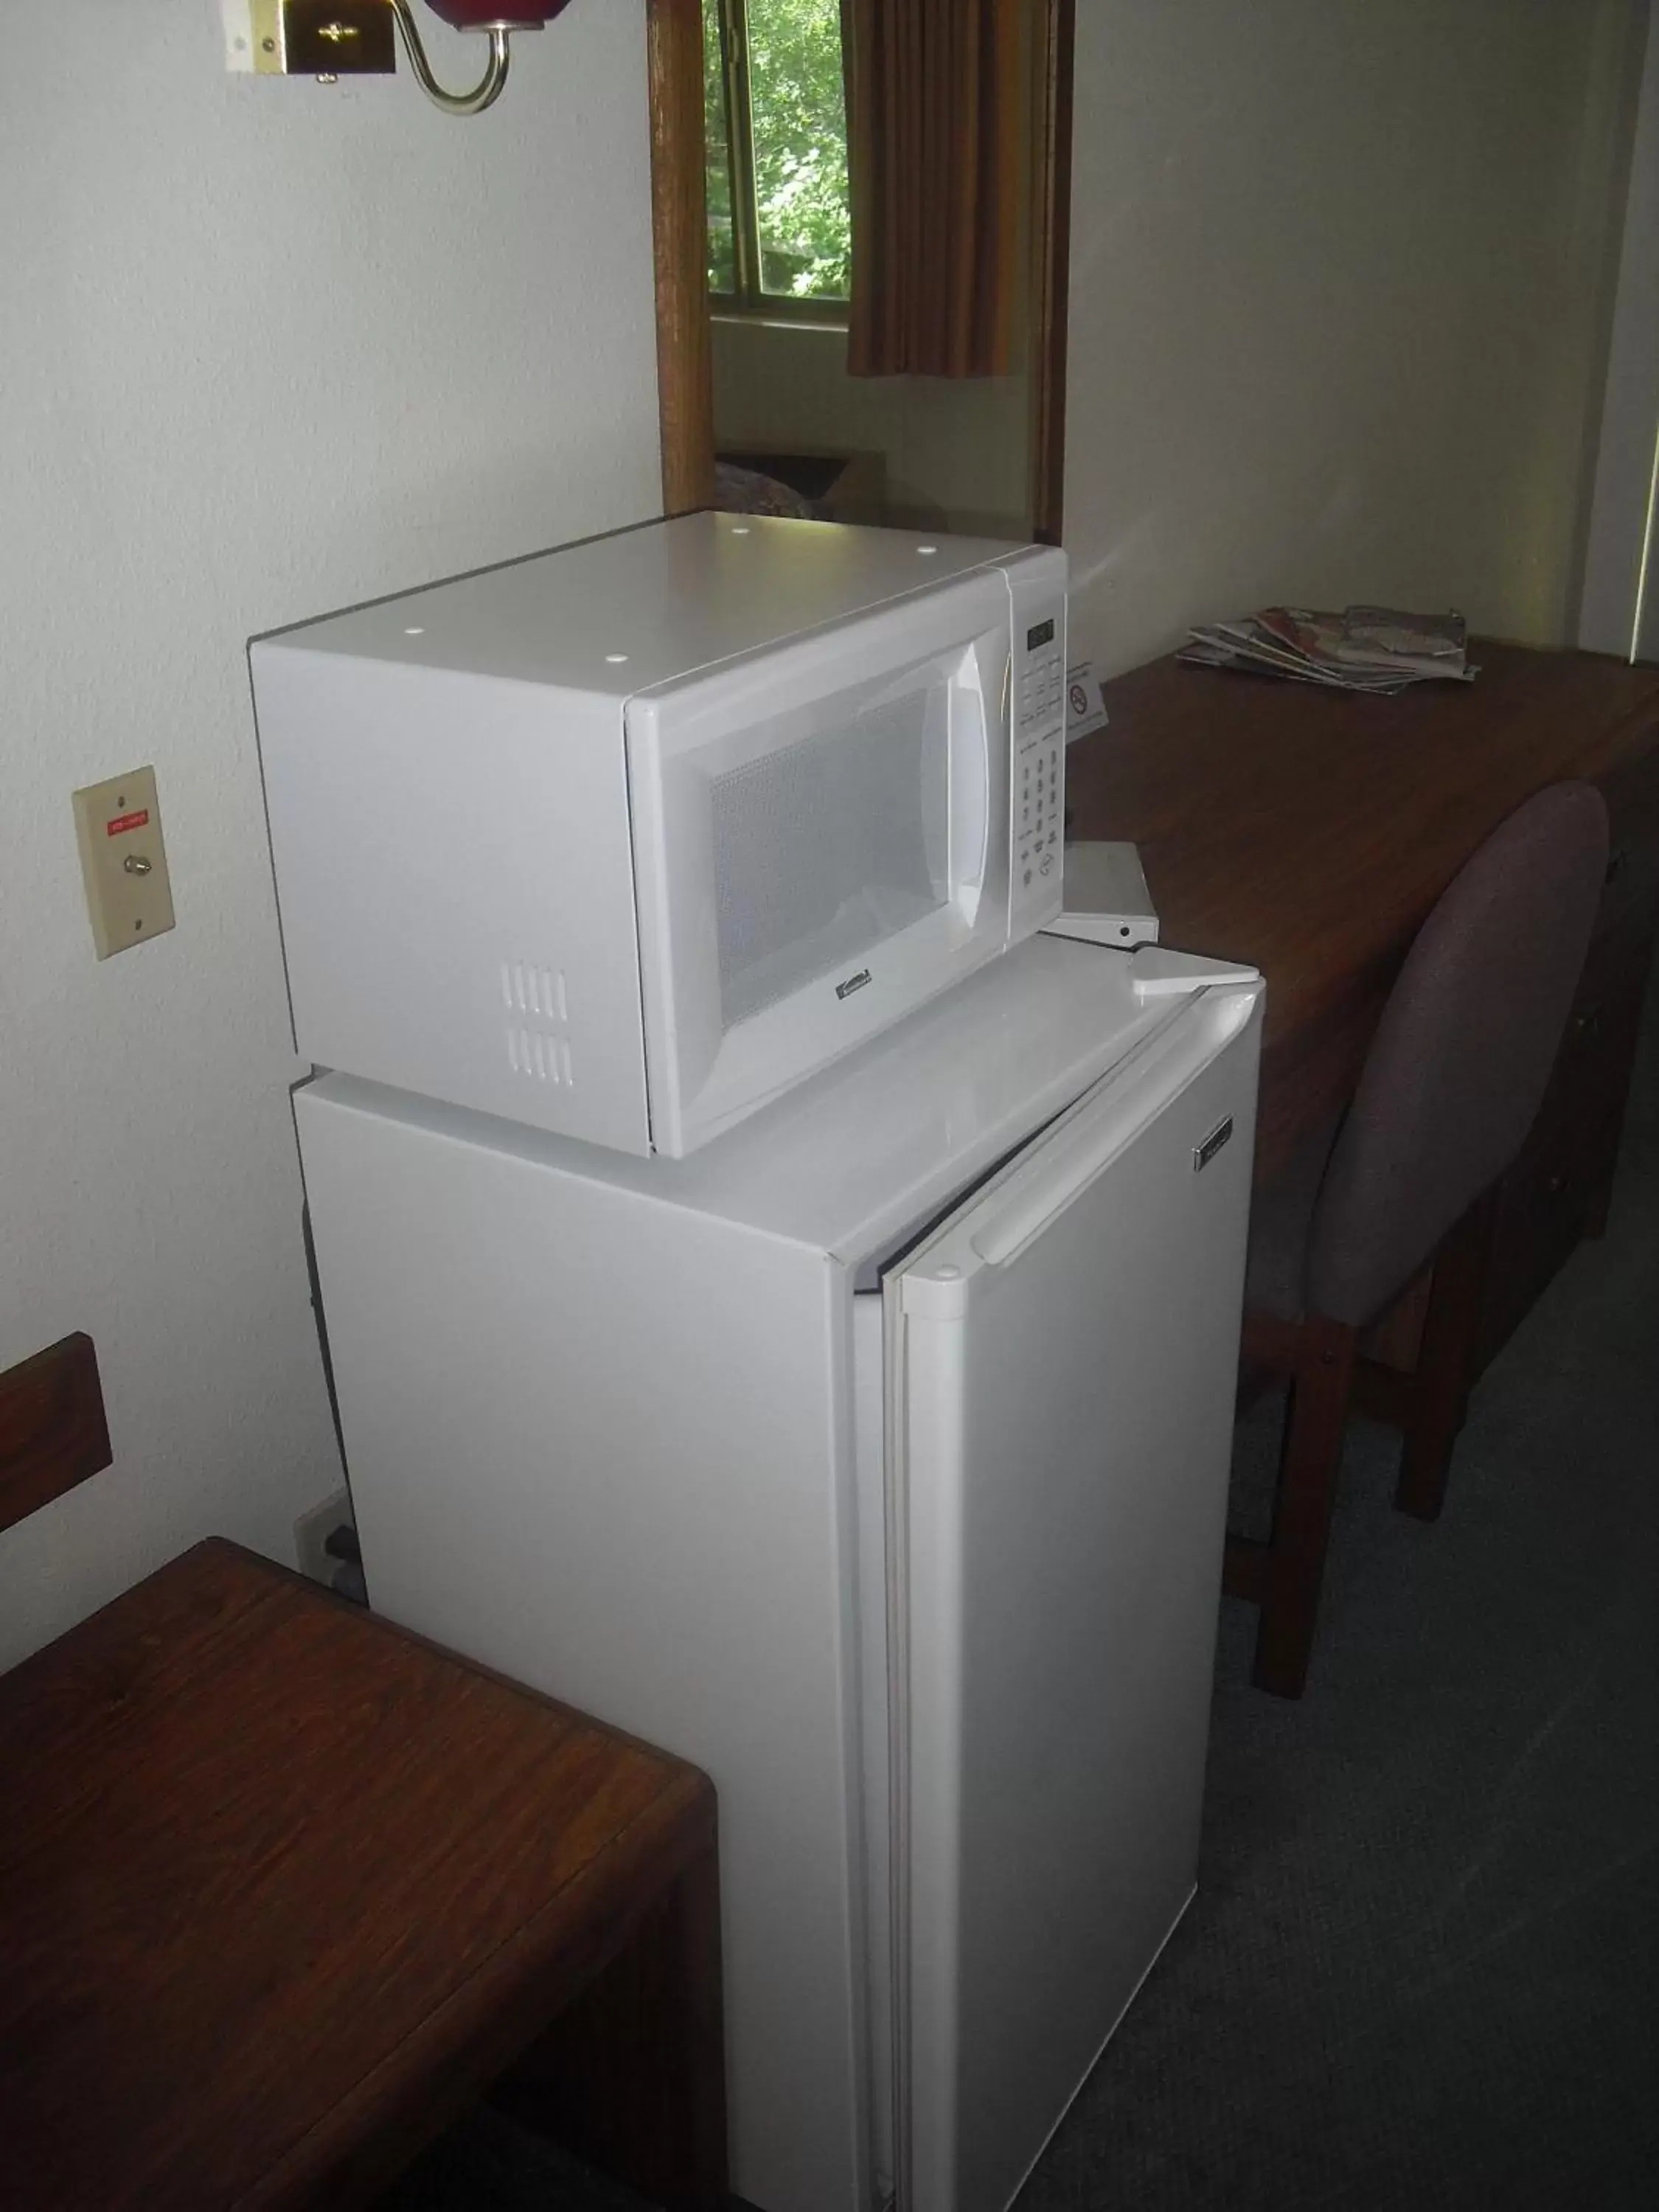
[1307,781,1609,1327]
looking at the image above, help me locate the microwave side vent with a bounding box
[503,961,568,1023]
[502,961,573,1085]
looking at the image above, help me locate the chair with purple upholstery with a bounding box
[1223,781,1610,1697]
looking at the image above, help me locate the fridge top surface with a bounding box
[300,936,1200,1265]
[248,513,1042,700]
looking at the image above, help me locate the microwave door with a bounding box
[627,577,1015,1156]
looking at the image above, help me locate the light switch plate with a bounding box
[72,766,175,959]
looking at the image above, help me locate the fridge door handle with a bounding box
[969,984,1260,1268]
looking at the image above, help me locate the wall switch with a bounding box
[72,767,175,959]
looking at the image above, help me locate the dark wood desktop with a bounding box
[1068,640,1659,1365]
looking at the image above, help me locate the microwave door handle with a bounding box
[955,656,995,904]
[974,666,996,889]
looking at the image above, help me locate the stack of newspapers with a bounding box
[1179,605,1475,694]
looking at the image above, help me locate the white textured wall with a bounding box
[0,1,661,1665]
[1065,0,1646,676]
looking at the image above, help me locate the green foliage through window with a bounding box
[703,0,851,310]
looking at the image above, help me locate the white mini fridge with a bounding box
[294,935,1263,2212]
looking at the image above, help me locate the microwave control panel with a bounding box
[1011,602,1066,913]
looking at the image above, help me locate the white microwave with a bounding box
[251,513,1068,1157]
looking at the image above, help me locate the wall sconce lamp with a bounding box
[223,2,574,118]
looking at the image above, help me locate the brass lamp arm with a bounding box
[389,0,514,116]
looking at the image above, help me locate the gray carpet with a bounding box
[392,977,1659,2211]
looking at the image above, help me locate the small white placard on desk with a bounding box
[1066,661,1110,742]
[1043,841,1160,948]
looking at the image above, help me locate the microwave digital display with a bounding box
[1026,617,1056,650]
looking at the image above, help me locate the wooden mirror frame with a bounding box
[645,0,1077,541]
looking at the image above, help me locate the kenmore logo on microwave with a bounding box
[835,968,873,1001]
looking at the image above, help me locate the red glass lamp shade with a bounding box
[424,1,574,26]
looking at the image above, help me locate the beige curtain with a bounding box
[842,0,1025,378]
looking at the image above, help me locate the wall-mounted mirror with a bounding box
[648,0,1075,546]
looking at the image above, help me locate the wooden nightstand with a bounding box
[0,1539,726,2210]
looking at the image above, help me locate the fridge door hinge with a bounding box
[1128,946,1259,1000]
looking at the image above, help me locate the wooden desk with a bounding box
[1068,641,1659,1357]
[0,1540,726,2211]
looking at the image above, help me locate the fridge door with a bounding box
[883,981,1262,2212]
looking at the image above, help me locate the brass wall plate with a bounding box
[262,1,397,76]
[72,766,176,960]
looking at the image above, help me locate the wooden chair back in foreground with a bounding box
[1224,780,1610,1697]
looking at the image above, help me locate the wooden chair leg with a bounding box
[1251,1315,1358,1699]
[1394,1189,1496,1523]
